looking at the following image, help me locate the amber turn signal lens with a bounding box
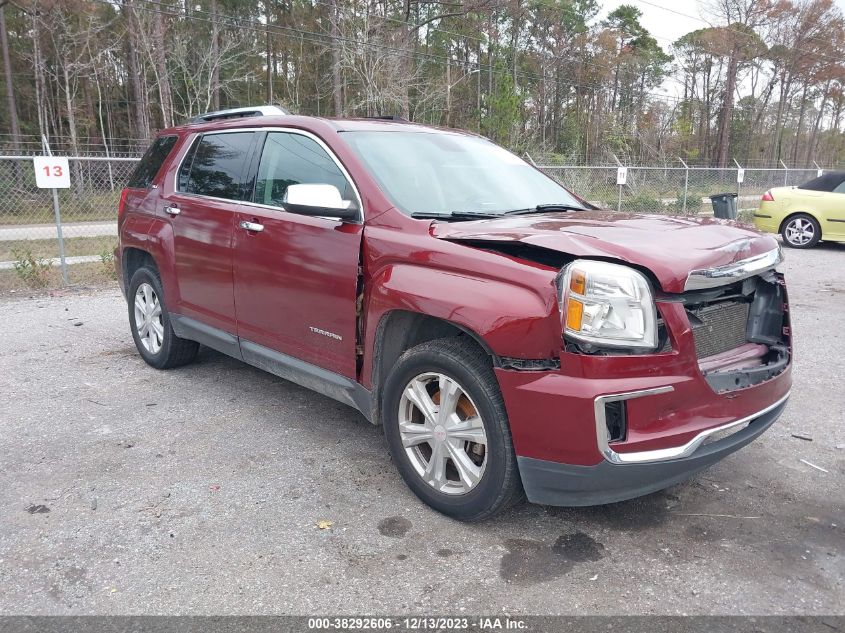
[569,269,586,295]
[566,298,584,331]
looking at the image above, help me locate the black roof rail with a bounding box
[364,115,409,122]
[189,105,289,124]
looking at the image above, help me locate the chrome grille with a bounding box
[688,300,750,359]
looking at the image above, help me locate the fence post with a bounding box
[41,135,69,286]
[780,160,788,186]
[733,159,743,209]
[813,160,823,178]
[612,154,623,212]
[678,157,689,214]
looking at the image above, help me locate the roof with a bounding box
[161,109,474,137]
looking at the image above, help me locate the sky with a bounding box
[597,0,845,99]
[599,0,845,46]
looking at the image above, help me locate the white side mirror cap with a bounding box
[283,184,350,209]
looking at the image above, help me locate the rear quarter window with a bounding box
[177,132,256,201]
[127,135,178,189]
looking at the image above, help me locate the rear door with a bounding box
[160,130,258,334]
[232,130,363,378]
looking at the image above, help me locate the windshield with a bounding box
[341,130,585,217]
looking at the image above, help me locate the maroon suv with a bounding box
[116,106,792,520]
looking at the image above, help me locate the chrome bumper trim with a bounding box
[595,389,790,465]
[684,247,783,291]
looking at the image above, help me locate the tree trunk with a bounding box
[715,51,738,168]
[806,79,830,166]
[770,70,792,164]
[445,51,451,127]
[790,82,810,166]
[265,1,273,104]
[330,0,342,116]
[61,56,82,193]
[31,10,48,142]
[211,0,220,110]
[399,9,411,120]
[125,0,149,139]
[0,5,21,154]
[153,4,173,126]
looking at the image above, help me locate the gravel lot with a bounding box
[0,243,843,616]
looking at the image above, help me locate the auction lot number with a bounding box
[33,156,71,189]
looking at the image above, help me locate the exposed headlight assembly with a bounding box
[559,260,658,351]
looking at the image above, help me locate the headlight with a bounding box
[558,260,658,351]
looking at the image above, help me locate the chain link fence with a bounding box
[539,164,823,216]
[0,153,833,292]
[0,156,138,291]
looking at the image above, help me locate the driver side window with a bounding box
[254,132,354,207]
[833,180,845,194]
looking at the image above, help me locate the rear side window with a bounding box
[127,135,177,188]
[179,132,256,201]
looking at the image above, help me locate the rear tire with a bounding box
[382,337,522,521]
[781,213,821,249]
[127,266,199,369]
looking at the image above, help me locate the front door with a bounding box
[160,130,258,334]
[820,178,845,240]
[233,130,363,379]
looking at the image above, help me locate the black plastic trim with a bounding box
[169,315,372,420]
[703,346,790,393]
[170,315,242,360]
[240,340,372,418]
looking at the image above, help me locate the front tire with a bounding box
[382,338,522,521]
[781,213,821,249]
[127,266,199,369]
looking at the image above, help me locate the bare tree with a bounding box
[0,1,21,154]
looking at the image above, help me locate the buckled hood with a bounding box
[431,211,781,293]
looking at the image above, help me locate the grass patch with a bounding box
[0,236,116,262]
[0,190,120,225]
[0,260,118,294]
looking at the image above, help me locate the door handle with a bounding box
[163,205,180,216]
[239,220,264,233]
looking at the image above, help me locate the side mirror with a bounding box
[282,183,359,221]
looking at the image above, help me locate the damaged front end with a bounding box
[553,250,791,395]
[672,269,790,393]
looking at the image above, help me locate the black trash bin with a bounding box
[710,193,738,219]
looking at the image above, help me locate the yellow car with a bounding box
[754,171,845,248]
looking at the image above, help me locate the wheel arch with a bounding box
[122,247,159,292]
[369,309,496,426]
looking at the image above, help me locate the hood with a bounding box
[431,211,780,293]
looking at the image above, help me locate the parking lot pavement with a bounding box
[0,244,842,616]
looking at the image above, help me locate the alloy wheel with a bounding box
[398,372,488,495]
[134,282,164,354]
[785,217,815,246]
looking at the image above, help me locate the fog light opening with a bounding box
[605,401,627,443]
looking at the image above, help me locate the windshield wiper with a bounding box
[410,211,500,220]
[503,204,585,216]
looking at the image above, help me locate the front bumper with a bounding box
[518,394,788,506]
